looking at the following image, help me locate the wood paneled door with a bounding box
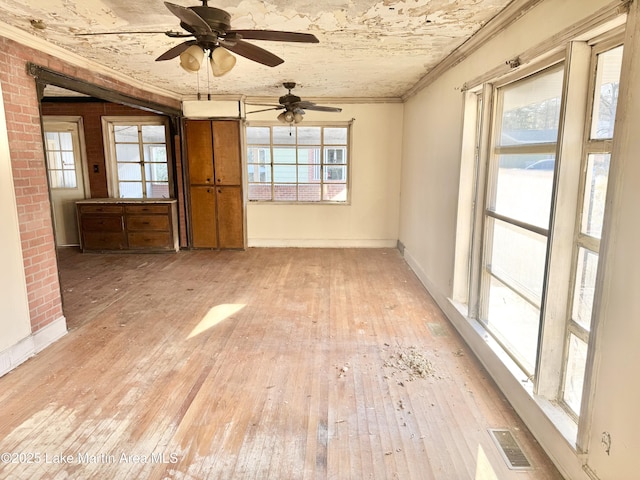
[185,120,244,249]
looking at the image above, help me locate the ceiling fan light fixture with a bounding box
[293,112,303,124]
[277,111,288,123]
[210,47,236,77]
[179,45,204,73]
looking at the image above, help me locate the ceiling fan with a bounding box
[247,82,342,124]
[78,0,319,76]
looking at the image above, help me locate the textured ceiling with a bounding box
[0,0,513,99]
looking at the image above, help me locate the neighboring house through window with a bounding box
[246,124,350,203]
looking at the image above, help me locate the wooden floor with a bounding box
[0,248,563,479]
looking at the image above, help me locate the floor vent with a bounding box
[488,429,532,470]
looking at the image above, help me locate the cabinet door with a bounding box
[185,120,214,185]
[212,121,241,186]
[190,186,218,248]
[217,186,244,249]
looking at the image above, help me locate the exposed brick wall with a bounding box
[0,35,180,333]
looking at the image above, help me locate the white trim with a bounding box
[247,238,397,248]
[0,316,67,378]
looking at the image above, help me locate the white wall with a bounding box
[400,0,638,479]
[246,103,403,247]
[0,82,32,363]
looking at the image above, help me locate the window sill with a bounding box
[448,298,580,451]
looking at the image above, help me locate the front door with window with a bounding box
[43,118,88,246]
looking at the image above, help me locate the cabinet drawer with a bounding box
[128,232,172,249]
[126,215,170,231]
[125,204,169,215]
[79,205,123,214]
[82,232,126,250]
[81,216,123,232]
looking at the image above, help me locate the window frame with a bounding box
[245,122,352,204]
[455,24,625,449]
[102,116,173,199]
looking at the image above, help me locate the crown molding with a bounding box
[0,21,181,102]
[402,0,545,100]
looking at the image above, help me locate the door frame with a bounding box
[42,115,91,245]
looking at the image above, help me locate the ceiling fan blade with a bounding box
[156,40,197,61]
[300,105,343,113]
[246,107,285,114]
[76,30,187,36]
[164,2,212,34]
[222,40,284,67]
[228,30,319,43]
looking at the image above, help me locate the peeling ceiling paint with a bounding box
[0,0,513,99]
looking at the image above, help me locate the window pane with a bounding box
[326,148,346,164]
[273,127,295,144]
[298,184,321,201]
[247,147,270,164]
[63,170,77,188]
[145,163,168,182]
[581,153,610,238]
[145,145,167,163]
[146,181,169,198]
[49,170,63,189]
[325,166,347,182]
[591,46,623,140]
[59,132,73,150]
[116,143,140,162]
[297,126,321,144]
[499,68,563,146]
[273,147,296,164]
[563,335,588,415]
[298,165,320,183]
[489,218,547,304]
[141,125,166,143]
[247,164,271,183]
[118,163,142,181]
[246,127,270,144]
[119,182,143,198]
[62,152,75,168]
[486,275,540,374]
[493,154,555,229]
[572,248,599,331]
[274,184,296,201]
[324,127,347,144]
[248,184,272,201]
[273,165,296,182]
[47,151,62,170]
[298,147,320,164]
[114,125,139,143]
[323,183,347,202]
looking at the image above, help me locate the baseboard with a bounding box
[0,316,67,377]
[247,238,398,248]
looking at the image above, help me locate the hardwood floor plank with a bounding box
[0,248,564,479]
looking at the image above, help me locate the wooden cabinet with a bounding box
[185,119,244,249]
[77,200,179,252]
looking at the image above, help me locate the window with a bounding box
[45,130,78,189]
[458,30,624,436]
[246,124,350,203]
[103,117,171,199]
[481,65,564,375]
[561,44,622,417]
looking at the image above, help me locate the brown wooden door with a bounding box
[212,121,241,186]
[185,120,214,185]
[189,186,217,248]
[217,186,244,249]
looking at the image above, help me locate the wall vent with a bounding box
[488,429,532,470]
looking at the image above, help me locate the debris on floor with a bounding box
[383,346,434,382]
